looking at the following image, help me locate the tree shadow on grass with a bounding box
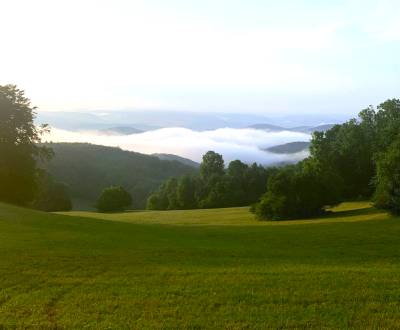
[324,206,384,219]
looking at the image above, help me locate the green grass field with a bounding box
[0,202,399,329]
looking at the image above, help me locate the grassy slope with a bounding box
[0,202,399,329]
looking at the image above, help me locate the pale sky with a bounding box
[1,0,399,115]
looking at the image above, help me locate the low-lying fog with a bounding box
[45,127,311,165]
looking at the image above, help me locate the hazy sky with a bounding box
[1,0,399,115]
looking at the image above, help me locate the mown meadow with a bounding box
[0,202,399,329]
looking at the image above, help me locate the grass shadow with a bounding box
[325,206,384,219]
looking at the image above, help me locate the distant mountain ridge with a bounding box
[249,123,335,133]
[37,110,344,132]
[152,153,200,168]
[290,124,335,133]
[248,123,287,131]
[99,126,143,135]
[265,141,310,154]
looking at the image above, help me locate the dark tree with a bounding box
[253,160,342,221]
[200,151,225,179]
[309,99,400,201]
[96,186,132,212]
[0,85,51,205]
[146,193,161,210]
[310,120,375,199]
[32,170,72,212]
[165,178,179,210]
[374,137,400,215]
[198,176,228,208]
[225,160,248,206]
[177,175,197,209]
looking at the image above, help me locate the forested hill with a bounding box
[152,153,200,168]
[41,143,197,209]
[265,141,310,154]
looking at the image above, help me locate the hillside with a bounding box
[248,123,286,131]
[266,141,310,154]
[41,143,197,209]
[0,202,399,328]
[152,153,200,168]
[99,126,143,135]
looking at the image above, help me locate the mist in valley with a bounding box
[45,126,311,165]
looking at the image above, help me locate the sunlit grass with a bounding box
[62,201,390,226]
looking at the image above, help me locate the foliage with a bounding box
[253,160,342,220]
[95,186,132,212]
[200,151,225,179]
[310,99,400,200]
[0,85,51,205]
[374,137,400,214]
[147,152,272,210]
[310,119,375,199]
[177,175,197,209]
[254,98,400,220]
[41,143,196,209]
[31,170,72,212]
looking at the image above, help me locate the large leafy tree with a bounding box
[32,170,72,212]
[177,175,197,209]
[0,85,51,205]
[253,160,341,220]
[310,99,400,200]
[200,151,224,179]
[310,118,375,199]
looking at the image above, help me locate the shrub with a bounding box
[96,186,132,212]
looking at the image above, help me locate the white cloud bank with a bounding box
[44,127,311,165]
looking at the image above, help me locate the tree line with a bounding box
[146,151,274,210]
[1,84,399,218]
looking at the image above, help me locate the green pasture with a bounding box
[0,202,399,329]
